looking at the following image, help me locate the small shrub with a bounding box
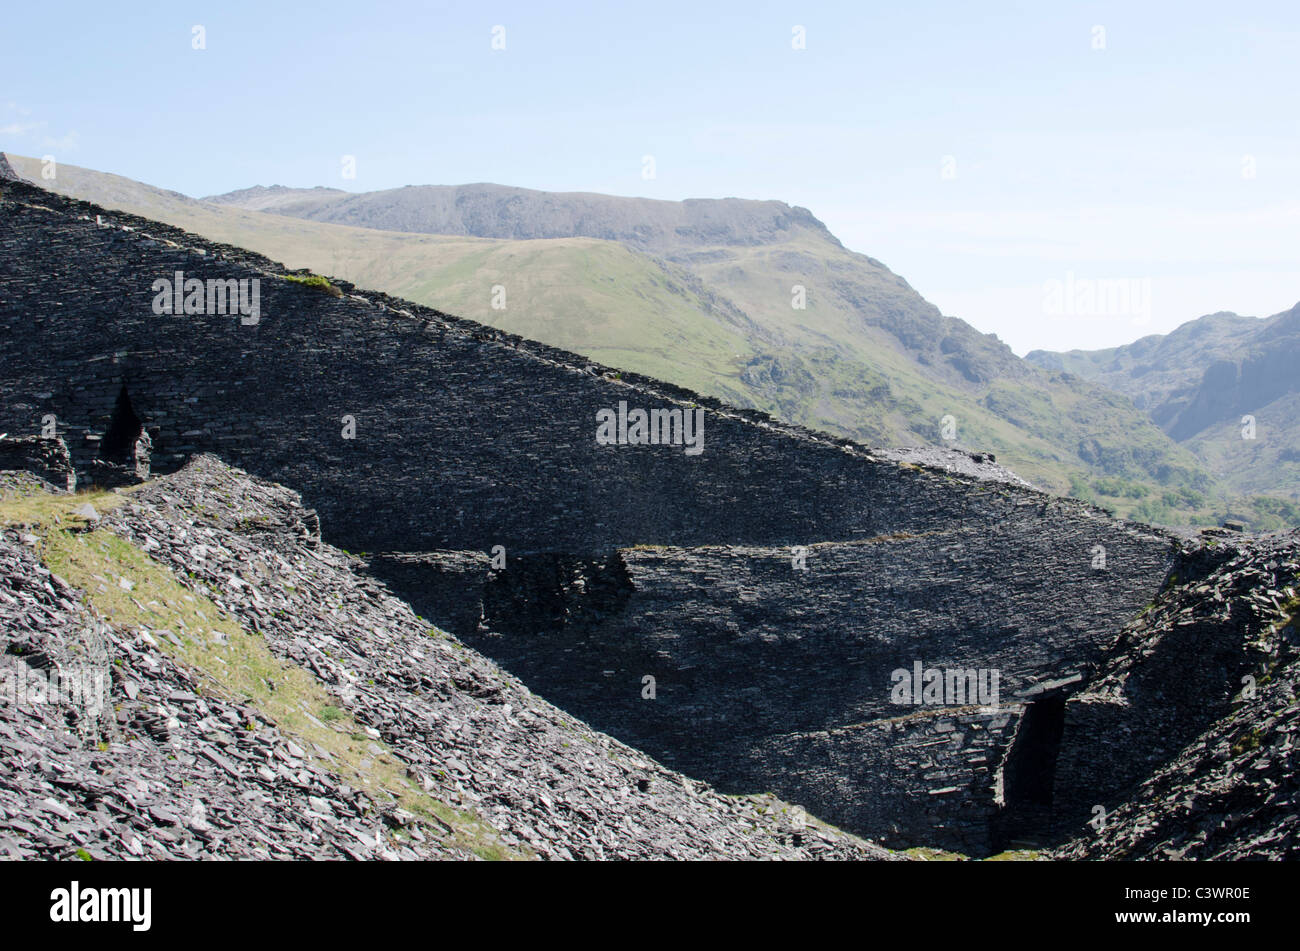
[283,274,343,297]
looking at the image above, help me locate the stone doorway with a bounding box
[991,692,1067,850]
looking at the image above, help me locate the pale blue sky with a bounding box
[3,1,1297,353]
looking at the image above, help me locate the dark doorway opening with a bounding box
[99,385,143,463]
[992,693,1067,850]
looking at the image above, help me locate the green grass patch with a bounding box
[283,273,343,297]
[985,849,1043,861]
[904,846,968,861]
[1230,727,1264,757]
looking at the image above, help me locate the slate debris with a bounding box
[0,174,1177,567]
[0,529,480,860]
[1,457,894,860]
[874,446,1032,488]
[375,516,1172,855]
[0,436,75,493]
[1052,531,1300,860]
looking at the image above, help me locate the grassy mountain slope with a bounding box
[5,152,1247,526]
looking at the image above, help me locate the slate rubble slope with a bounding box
[1,457,893,860]
[1052,531,1300,860]
[0,527,485,861]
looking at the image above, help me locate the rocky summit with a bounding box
[0,172,1297,861]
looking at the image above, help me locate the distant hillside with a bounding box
[7,151,1274,528]
[203,183,349,212]
[204,181,843,251]
[1028,306,1300,519]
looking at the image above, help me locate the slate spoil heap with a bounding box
[0,457,892,860]
[1052,531,1300,860]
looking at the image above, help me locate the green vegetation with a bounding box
[903,846,1043,861]
[283,273,343,297]
[1230,727,1264,757]
[985,849,1043,861]
[904,846,968,861]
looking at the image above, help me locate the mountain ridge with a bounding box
[1027,303,1300,505]
[205,180,844,251]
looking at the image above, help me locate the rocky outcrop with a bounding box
[1054,648,1299,861]
[1052,531,1300,859]
[0,154,22,183]
[0,435,75,492]
[374,508,1172,855]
